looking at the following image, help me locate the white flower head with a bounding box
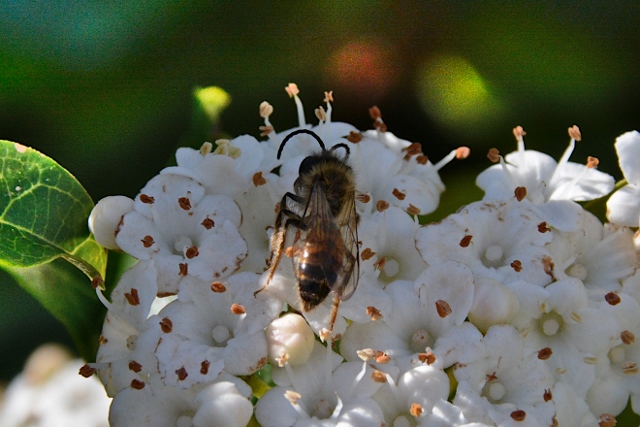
[477,126,614,204]
[607,130,640,226]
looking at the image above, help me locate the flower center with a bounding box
[409,329,431,353]
[174,236,193,253]
[609,345,625,364]
[392,415,416,427]
[539,312,564,336]
[382,258,400,279]
[566,263,588,281]
[313,398,334,419]
[483,245,504,268]
[212,325,231,345]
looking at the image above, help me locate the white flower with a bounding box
[516,278,619,398]
[416,200,554,287]
[255,342,386,427]
[0,345,110,427]
[453,325,556,426]
[154,272,282,385]
[115,174,247,294]
[477,126,614,205]
[372,364,451,426]
[545,209,637,298]
[607,130,640,226]
[341,265,481,372]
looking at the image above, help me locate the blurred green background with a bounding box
[1,0,639,388]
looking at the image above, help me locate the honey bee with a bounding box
[255,129,359,334]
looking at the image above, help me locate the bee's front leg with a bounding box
[254,193,305,297]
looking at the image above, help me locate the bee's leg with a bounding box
[328,294,341,336]
[254,203,304,297]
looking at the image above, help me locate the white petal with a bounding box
[606,184,640,226]
[615,130,640,185]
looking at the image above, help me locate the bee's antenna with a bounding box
[278,129,326,159]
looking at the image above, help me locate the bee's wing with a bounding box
[335,189,359,301]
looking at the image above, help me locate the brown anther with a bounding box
[369,106,382,120]
[456,146,471,159]
[542,256,555,279]
[178,197,191,211]
[510,409,526,421]
[538,347,553,360]
[621,330,635,345]
[376,200,390,212]
[598,413,616,427]
[201,217,215,229]
[418,351,437,365]
[435,300,452,318]
[99,335,108,345]
[128,360,142,373]
[622,361,639,375]
[605,292,621,306]
[375,351,391,364]
[460,235,473,247]
[259,101,273,118]
[160,317,173,333]
[130,379,145,390]
[176,367,188,381]
[252,171,267,186]
[514,186,527,201]
[185,246,199,259]
[568,125,582,141]
[587,156,599,169]
[91,276,104,289]
[392,188,406,200]
[274,201,281,214]
[511,260,523,272]
[157,291,177,298]
[285,390,301,404]
[315,106,327,121]
[285,83,299,97]
[373,257,387,271]
[407,204,421,216]
[416,154,429,165]
[361,248,376,261]
[231,303,246,315]
[487,148,500,163]
[324,91,334,103]
[141,235,154,248]
[356,192,370,203]
[371,370,387,383]
[259,125,274,136]
[124,288,140,306]
[211,281,226,293]
[513,126,526,139]
[347,131,363,143]
[139,194,155,204]
[179,263,188,276]
[404,143,422,156]
[200,360,210,375]
[410,402,423,418]
[366,306,383,321]
[486,372,498,382]
[538,222,551,233]
[543,388,553,402]
[79,364,96,377]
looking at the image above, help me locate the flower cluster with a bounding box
[86,84,640,427]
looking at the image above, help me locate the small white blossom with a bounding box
[88,195,134,250]
[476,126,614,205]
[607,130,640,226]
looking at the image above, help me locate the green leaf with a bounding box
[0,140,106,278]
[0,140,107,358]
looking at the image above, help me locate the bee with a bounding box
[255,129,359,334]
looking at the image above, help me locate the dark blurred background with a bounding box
[1,1,639,382]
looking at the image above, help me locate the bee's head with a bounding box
[277,129,350,161]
